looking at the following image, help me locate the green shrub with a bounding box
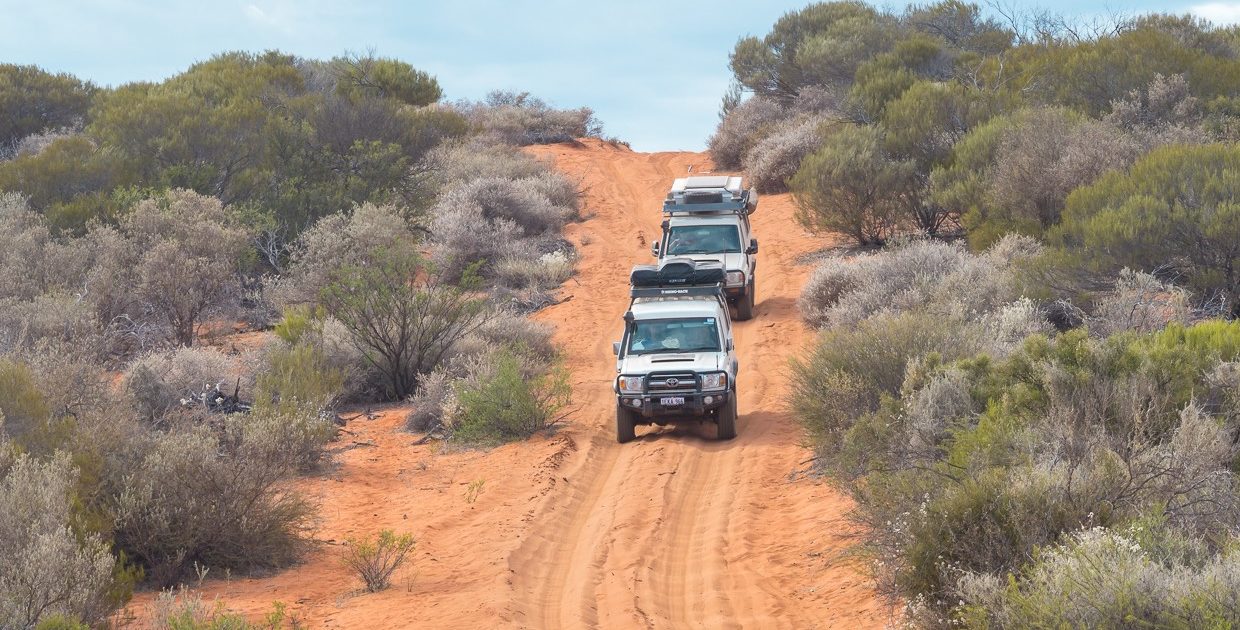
[255,342,343,413]
[341,530,416,593]
[809,322,1240,621]
[450,349,570,446]
[319,248,488,401]
[0,357,50,441]
[33,614,90,630]
[1052,143,1240,312]
[957,525,1240,629]
[790,124,916,246]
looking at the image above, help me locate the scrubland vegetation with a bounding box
[718,2,1240,626]
[0,52,592,627]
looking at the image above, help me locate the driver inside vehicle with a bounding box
[669,231,701,253]
[630,322,681,351]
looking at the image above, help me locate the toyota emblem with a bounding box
[666,378,680,387]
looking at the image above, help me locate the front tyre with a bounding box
[616,404,637,443]
[717,394,737,440]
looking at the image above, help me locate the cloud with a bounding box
[242,2,294,34]
[1191,2,1240,24]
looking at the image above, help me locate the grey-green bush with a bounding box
[0,450,115,629]
[122,346,236,422]
[112,424,314,586]
[743,116,828,193]
[798,235,1042,329]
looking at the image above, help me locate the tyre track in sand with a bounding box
[510,139,888,629]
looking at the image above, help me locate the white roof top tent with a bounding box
[663,176,758,216]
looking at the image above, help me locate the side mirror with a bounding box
[651,241,661,257]
[746,239,758,255]
[612,341,621,356]
[726,339,734,351]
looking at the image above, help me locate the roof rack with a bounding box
[663,175,758,216]
[630,285,723,299]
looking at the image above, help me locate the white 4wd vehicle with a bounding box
[652,176,759,320]
[612,258,740,443]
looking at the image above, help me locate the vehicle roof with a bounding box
[670,175,744,194]
[667,215,744,228]
[630,298,727,321]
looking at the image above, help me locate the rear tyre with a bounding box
[616,404,637,443]
[735,280,755,321]
[717,394,737,440]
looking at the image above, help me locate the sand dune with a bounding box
[132,139,886,629]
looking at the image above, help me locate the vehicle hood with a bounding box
[683,253,747,277]
[618,351,724,375]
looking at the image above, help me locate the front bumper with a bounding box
[617,390,730,420]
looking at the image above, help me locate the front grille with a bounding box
[647,372,697,393]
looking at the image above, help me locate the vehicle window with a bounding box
[627,318,720,354]
[665,225,741,255]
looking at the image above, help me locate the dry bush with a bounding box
[112,424,314,586]
[0,293,101,356]
[1106,73,1203,132]
[342,530,416,592]
[798,235,1042,329]
[424,142,548,189]
[0,449,115,629]
[0,193,58,302]
[743,116,826,193]
[268,202,416,309]
[980,297,1055,355]
[708,96,787,169]
[493,251,575,291]
[122,347,236,422]
[1090,269,1192,337]
[313,316,381,403]
[150,587,249,630]
[14,126,82,158]
[249,342,343,472]
[429,203,521,281]
[437,177,575,236]
[124,190,251,346]
[456,90,602,145]
[406,368,457,433]
[989,108,1142,229]
[471,309,557,361]
[429,173,578,284]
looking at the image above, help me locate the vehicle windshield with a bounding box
[665,225,741,255]
[626,317,721,355]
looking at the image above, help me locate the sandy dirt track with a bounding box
[130,139,886,629]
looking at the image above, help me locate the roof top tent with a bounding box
[663,176,759,216]
[627,258,728,307]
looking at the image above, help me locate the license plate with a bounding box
[660,397,686,406]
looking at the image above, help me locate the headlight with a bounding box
[700,372,728,391]
[725,271,746,287]
[617,376,643,393]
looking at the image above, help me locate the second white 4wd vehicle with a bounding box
[612,258,740,443]
[652,176,759,320]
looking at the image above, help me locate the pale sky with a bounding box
[2,1,1236,152]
